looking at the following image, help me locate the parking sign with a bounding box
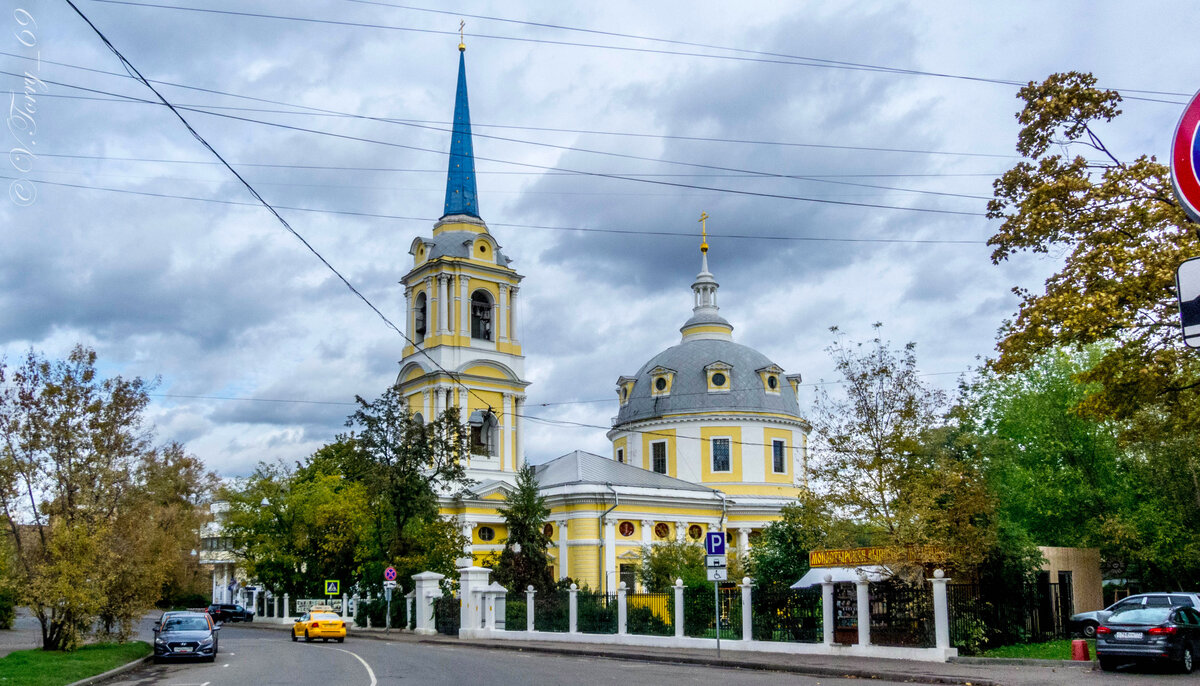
[705,531,725,556]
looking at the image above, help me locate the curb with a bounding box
[428,639,1003,686]
[950,656,1097,667]
[64,654,153,686]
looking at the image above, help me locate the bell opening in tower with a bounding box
[471,290,493,340]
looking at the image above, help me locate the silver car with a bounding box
[1071,593,1200,638]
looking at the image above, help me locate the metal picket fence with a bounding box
[533,590,569,632]
[869,582,934,647]
[626,592,674,636]
[751,585,822,643]
[576,592,618,634]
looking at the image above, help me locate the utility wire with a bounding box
[0,68,985,216]
[88,0,1188,104]
[1,172,987,245]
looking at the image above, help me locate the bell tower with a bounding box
[396,42,529,479]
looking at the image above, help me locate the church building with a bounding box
[402,41,810,593]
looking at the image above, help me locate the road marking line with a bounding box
[315,645,377,686]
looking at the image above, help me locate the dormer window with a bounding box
[414,292,428,342]
[649,367,676,398]
[705,361,733,393]
[471,290,493,340]
[758,365,785,395]
[617,376,636,406]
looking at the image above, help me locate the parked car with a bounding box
[292,611,347,643]
[1096,604,1200,673]
[153,611,219,663]
[206,603,255,623]
[1070,592,1200,638]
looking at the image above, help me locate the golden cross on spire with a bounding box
[458,20,466,51]
[698,211,709,253]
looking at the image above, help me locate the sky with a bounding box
[3,0,1199,476]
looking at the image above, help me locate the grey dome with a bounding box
[614,339,801,425]
[426,230,511,266]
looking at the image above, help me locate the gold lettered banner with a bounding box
[808,546,947,568]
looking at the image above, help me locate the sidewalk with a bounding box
[239,620,1110,685]
[0,609,43,657]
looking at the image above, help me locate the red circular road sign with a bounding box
[384,566,397,581]
[1171,88,1200,223]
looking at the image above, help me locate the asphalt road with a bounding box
[105,624,920,686]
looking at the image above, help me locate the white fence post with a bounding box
[342,593,348,617]
[617,582,627,635]
[458,564,492,636]
[930,569,951,651]
[856,576,871,647]
[568,583,579,634]
[740,577,753,641]
[526,586,536,632]
[673,578,685,639]
[365,592,371,628]
[412,571,446,635]
[283,593,290,621]
[821,575,834,646]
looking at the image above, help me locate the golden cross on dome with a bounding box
[459,20,466,50]
[698,211,709,253]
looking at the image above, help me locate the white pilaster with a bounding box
[425,276,435,337]
[509,286,519,343]
[422,389,432,423]
[737,527,751,556]
[501,393,512,468]
[675,520,686,542]
[603,517,617,594]
[404,286,413,340]
[459,275,470,338]
[433,384,444,419]
[461,522,474,558]
[557,520,569,579]
[640,520,653,547]
[438,274,450,334]
[498,283,510,341]
[513,396,524,470]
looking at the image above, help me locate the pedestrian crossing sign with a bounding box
[325,579,339,596]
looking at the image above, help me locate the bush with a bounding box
[627,605,672,636]
[354,598,405,628]
[0,587,14,630]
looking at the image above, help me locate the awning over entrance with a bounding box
[791,565,892,588]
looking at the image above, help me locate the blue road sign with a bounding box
[705,531,726,556]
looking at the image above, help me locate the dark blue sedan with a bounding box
[153,612,219,663]
[1096,605,1200,673]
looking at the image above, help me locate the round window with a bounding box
[768,375,778,389]
[479,244,487,253]
[655,378,667,391]
[654,522,670,539]
[478,526,495,541]
[619,521,634,537]
[543,523,553,538]
[711,372,726,387]
[688,525,703,540]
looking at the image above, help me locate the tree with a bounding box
[748,496,858,587]
[0,347,214,649]
[490,465,554,594]
[347,389,473,560]
[637,540,707,592]
[811,325,995,570]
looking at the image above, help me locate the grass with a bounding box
[0,641,151,686]
[980,638,1095,660]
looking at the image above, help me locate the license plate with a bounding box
[176,647,192,653]
[1114,631,1141,640]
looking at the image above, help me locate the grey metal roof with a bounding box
[535,450,714,493]
[680,310,733,330]
[614,339,802,425]
[426,230,511,266]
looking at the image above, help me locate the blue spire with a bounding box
[442,48,480,219]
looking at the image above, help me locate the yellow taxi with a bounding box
[292,607,347,643]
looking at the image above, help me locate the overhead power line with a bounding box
[0,68,986,216]
[0,172,987,245]
[89,0,1188,104]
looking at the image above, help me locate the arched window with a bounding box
[412,412,424,425]
[414,292,428,341]
[471,289,493,340]
[469,409,498,456]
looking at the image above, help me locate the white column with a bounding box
[498,284,510,341]
[501,393,512,467]
[513,396,524,470]
[930,569,951,652]
[404,286,413,340]
[675,521,686,542]
[603,517,617,594]
[509,286,519,343]
[737,528,750,556]
[433,384,444,420]
[640,520,653,547]
[557,520,569,580]
[438,275,450,334]
[422,389,431,423]
[856,577,871,647]
[460,275,470,338]
[821,575,834,646]
[425,276,435,337]
[462,522,474,559]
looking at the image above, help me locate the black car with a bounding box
[153,612,219,663]
[1096,604,1200,673]
[206,603,254,623]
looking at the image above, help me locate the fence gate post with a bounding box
[856,576,871,647]
[568,583,579,634]
[821,575,834,646]
[526,586,536,632]
[617,582,628,635]
[739,577,753,641]
[673,578,685,639]
[929,569,951,651]
[412,571,446,635]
